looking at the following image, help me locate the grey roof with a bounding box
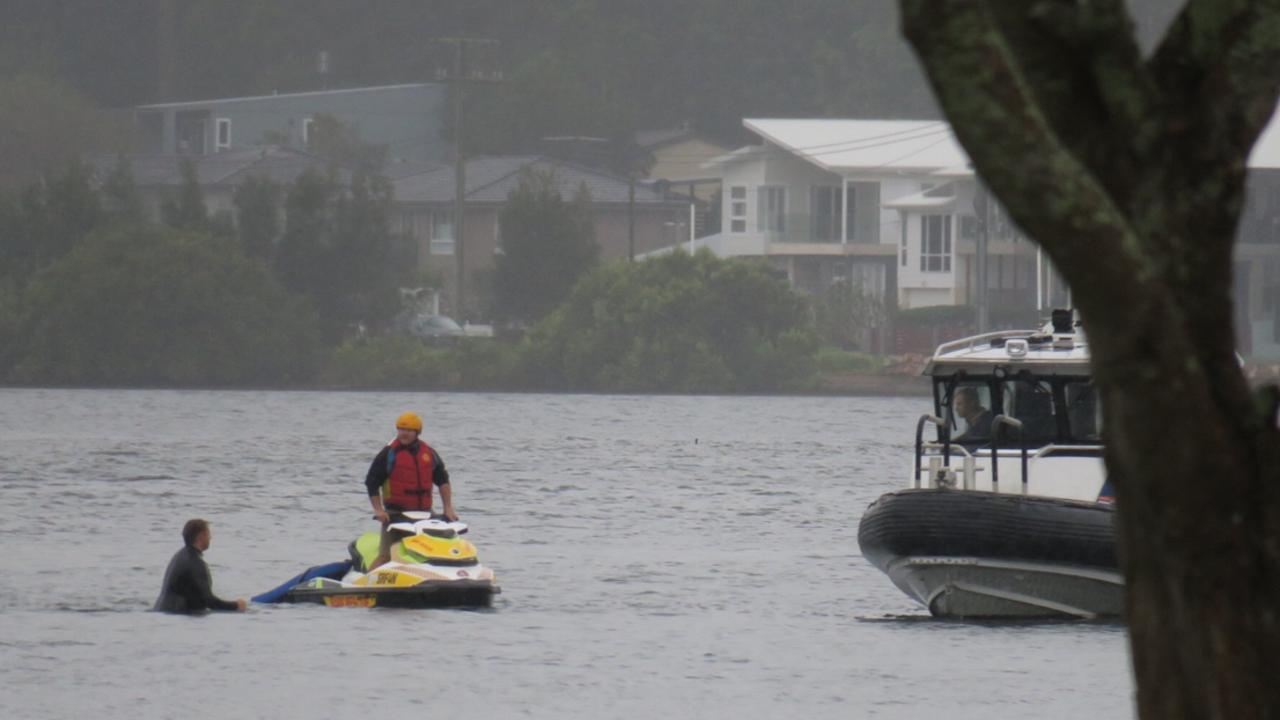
[634,127,696,149]
[137,83,436,110]
[95,146,344,188]
[392,156,673,205]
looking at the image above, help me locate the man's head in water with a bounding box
[182,518,211,551]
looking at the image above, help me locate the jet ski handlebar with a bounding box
[383,512,469,537]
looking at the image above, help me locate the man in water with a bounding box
[953,386,994,443]
[154,518,246,613]
[365,411,457,570]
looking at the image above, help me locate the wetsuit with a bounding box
[154,545,239,613]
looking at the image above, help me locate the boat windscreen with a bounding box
[1064,380,1102,443]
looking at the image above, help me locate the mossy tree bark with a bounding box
[899,2,1280,718]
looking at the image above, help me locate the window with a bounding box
[430,210,455,255]
[215,118,231,151]
[758,186,785,233]
[920,215,952,272]
[730,186,747,233]
[811,186,855,242]
[946,381,994,444]
[1001,378,1058,445]
[1064,380,1101,444]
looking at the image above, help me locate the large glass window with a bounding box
[920,215,952,272]
[811,186,855,241]
[758,186,786,233]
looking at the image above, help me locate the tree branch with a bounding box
[1150,0,1280,165]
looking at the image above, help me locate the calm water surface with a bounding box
[0,389,1134,719]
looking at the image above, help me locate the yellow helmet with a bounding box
[395,412,423,432]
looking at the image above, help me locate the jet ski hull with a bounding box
[281,579,498,608]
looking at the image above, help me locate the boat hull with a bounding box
[858,488,1121,619]
[282,579,498,609]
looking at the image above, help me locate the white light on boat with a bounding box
[1006,339,1029,358]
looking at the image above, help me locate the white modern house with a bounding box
[696,118,1058,315]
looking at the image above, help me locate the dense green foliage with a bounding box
[813,279,887,351]
[0,73,126,187]
[0,161,103,279]
[273,169,403,341]
[3,225,319,386]
[494,169,599,325]
[320,336,525,391]
[525,250,818,393]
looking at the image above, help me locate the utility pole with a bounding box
[432,37,501,319]
[155,0,177,102]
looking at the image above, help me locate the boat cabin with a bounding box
[916,309,1107,502]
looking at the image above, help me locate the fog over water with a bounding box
[0,389,1133,719]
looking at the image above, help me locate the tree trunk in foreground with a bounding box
[899,2,1280,718]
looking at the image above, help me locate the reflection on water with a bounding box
[0,389,1134,719]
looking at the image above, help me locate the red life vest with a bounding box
[382,439,436,511]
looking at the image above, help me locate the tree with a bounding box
[276,168,401,341]
[0,161,103,280]
[814,280,886,352]
[898,2,1280,719]
[5,224,319,386]
[160,159,209,232]
[305,113,388,174]
[0,73,125,189]
[493,168,599,324]
[100,156,144,226]
[525,250,817,392]
[233,175,281,260]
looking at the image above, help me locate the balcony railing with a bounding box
[755,211,879,244]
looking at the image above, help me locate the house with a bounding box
[1237,118,1280,358]
[94,145,341,222]
[636,127,731,210]
[132,83,448,166]
[690,114,1280,359]
[392,156,687,315]
[691,119,1070,311]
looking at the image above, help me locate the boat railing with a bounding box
[931,329,1038,358]
[990,415,1029,495]
[914,414,947,488]
[915,414,986,490]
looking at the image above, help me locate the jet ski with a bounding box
[253,512,499,608]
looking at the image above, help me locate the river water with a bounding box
[0,389,1134,719]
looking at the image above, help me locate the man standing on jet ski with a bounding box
[365,411,458,569]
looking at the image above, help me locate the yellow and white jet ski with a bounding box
[255,513,499,608]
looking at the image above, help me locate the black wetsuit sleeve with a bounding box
[433,451,449,487]
[366,446,391,497]
[192,555,239,612]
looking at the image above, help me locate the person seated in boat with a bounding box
[365,411,458,570]
[952,386,994,444]
[154,518,247,614]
